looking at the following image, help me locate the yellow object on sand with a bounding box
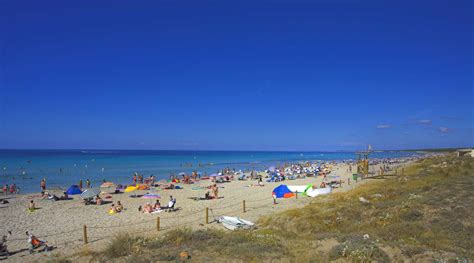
[124,186,138,193]
[108,209,116,215]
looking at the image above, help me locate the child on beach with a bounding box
[28,200,36,212]
[40,179,46,191]
[108,203,117,214]
[116,201,123,212]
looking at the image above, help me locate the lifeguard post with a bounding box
[356,145,371,179]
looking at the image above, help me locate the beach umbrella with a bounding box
[81,188,101,199]
[268,166,276,172]
[141,193,160,199]
[178,172,186,176]
[124,185,138,193]
[209,173,219,177]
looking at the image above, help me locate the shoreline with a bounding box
[0,151,423,194]
[0,158,418,262]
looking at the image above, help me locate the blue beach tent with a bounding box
[272,184,295,199]
[66,185,82,195]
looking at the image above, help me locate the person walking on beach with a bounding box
[86,179,91,188]
[3,184,8,196]
[133,174,137,184]
[40,179,46,191]
[9,184,16,194]
[79,179,83,189]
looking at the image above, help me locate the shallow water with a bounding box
[0,150,420,193]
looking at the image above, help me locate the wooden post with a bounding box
[156,217,160,231]
[243,200,246,213]
[205,207,209,224]
[83,225,88,244]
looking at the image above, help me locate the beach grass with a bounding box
[71,154,473,262]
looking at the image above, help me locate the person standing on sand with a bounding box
[86,179,91,188]
[40,179,46,191]
[133,174,137,184]
[79,179,83,189]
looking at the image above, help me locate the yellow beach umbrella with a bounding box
[124,185,138,193]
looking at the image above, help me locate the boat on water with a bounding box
[218,216,254,231]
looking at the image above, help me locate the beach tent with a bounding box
[66,185,82,195]
[272,185,295,199]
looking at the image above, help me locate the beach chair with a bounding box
[162,199,177,212]
[29,236,51,254]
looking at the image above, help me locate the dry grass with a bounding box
[90,154,473,262]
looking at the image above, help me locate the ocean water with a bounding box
[0,150,421,193]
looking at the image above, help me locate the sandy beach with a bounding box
[0,161,411,262]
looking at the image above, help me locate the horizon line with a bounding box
[0,147,468,152]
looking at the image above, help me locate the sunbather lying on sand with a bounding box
[139,202,160,213]
[161,183,175,190]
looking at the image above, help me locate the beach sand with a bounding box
[0,162,408,262]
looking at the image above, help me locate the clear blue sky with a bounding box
[0,0,472,151]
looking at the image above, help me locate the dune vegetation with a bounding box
[52,154,473,262]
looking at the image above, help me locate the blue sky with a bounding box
[0,0,472,151]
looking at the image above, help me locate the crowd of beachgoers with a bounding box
[0,155,425,261]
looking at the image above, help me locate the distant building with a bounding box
[457,149,474,157]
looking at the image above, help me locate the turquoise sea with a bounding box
[0,150,421,193]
